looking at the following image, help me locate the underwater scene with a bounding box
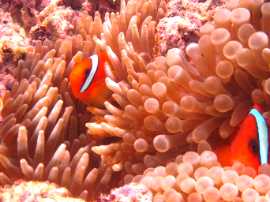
[1,0,270,201]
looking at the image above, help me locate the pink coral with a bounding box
[0,8,30,64]
[97,183,152,202]
[0,180,85,201]
[156,0,226,55]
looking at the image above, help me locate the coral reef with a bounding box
[0,180,85,201]
[98,183,152,202]
[1,0,270,201]
[156,0,225,55]
[0,8,29,65]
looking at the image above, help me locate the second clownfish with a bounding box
[214,104,269,170]
[69,51,112,107]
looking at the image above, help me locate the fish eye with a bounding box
[249,139,259,154]
[85,68,91,78]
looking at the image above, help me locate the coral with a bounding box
[35,5,77,39]
[69,0,120,17]
[0,7,27,121]
[97,183,152,202]
[0,180,85,201]
[155,0,225,55]
[27,0,120,41]
[0,8,30,65]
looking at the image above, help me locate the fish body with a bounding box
[215,104,269,170]
[69,52,111,106]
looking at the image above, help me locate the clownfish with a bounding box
[69,52,111,106]
[214,104,269,170]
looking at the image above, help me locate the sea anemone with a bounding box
[0,0,166,199]
[130,151,270,202]
[87,0,270,197]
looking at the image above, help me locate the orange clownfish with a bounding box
[69,52,111,106]
[215,104,269,170]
